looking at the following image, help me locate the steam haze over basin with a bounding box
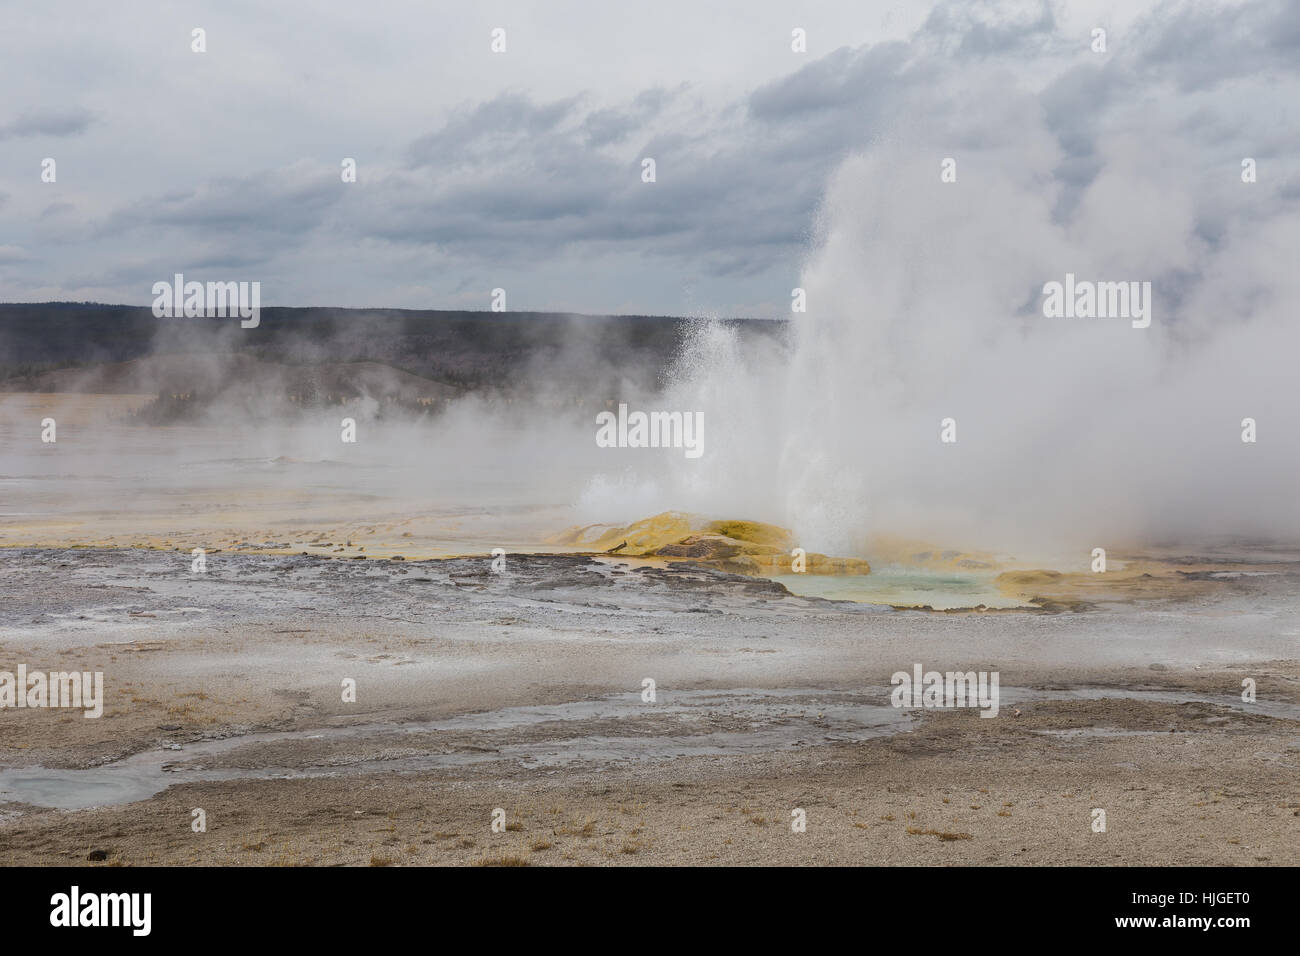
[4,1,1299,561]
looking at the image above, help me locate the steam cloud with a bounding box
[7,2,1300,564]
[602,4,1300,559]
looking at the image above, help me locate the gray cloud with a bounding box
[921,0,1056,59]
[0,108,96,140]
[582,87,680,148]
[1140,0,1300,91]
[406,94,585,170]
[0,0,1297,316]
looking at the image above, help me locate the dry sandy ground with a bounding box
[2,694,1298,867]
[0,547,1297,866]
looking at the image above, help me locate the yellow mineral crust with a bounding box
[549,512,870,576]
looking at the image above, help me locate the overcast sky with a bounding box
[1,0,1296,317]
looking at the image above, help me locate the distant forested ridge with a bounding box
[0,302,786,398]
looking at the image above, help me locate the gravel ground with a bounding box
[0,547,1297,865]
